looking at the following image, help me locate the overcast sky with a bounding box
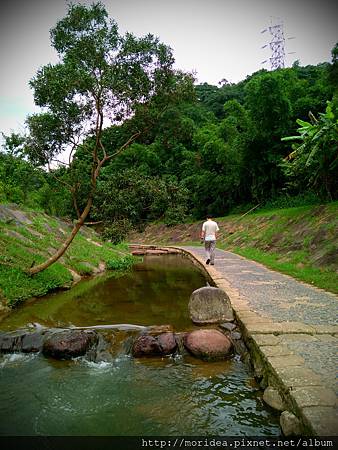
[0,0,337,138]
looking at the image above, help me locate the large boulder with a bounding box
[42,330,98,359]
[184,329,233,361]
[189,287,234,324]
[132,332,177,357]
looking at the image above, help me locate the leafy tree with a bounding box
[0,152,38,204]
[244,71,292,143]
[182,100,249,217]
[0,146,66,211]
[195,82,244,119]
[283,63,333,122]
[281,100,338,199]
[242,71,293,200]
[328,42,338,94]
[92,169,189,241]
[20,2,192,274]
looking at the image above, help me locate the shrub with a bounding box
[102,218,133,245]
[106,254,135,271]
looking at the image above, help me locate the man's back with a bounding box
[202,219,219,241]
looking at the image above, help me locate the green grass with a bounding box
[0,205,135,307]
[230,246,338,294]
[0,262,72,307]
[175,240,202,247]
[105,254,135,271]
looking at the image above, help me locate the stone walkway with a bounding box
[181,246,338,436]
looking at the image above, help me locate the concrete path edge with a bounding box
[130,244,338,436]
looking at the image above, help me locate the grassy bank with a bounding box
[129,202,338,294]
[0,204,134,307]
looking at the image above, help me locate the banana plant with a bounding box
[281,100,338,198]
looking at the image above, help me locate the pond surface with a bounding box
[0,254,208,332]
[0,254,280,436]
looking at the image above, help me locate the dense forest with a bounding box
[1,3,337,247]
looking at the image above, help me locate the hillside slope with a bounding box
[0,204,133,308]
[129,203,338,293]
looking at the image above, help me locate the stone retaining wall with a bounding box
[132,244,338,436]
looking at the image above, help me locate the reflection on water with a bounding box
[0,254,209,332]
[0,254,280,436]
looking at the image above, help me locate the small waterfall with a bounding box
[175,333,186,356]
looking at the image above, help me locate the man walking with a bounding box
[201,216,219,265]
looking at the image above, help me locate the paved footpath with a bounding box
[182,246,338,436]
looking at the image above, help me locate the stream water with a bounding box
[0,254,280,436]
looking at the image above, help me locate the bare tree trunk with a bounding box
[28,197,93,275]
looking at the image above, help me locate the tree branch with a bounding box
[107,131,141,160]
[51,159,70,167]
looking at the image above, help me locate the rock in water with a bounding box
[157,332,177,354]
[0,330,27,352]
[132,334,162,357]
[184,329,232,361]
[263,386,285,411]
[219,322,236,332]
[189,287,234,324]
[42,330,98,359]
[280,411,302,436]
[132,332,177,357]
[21,332,45,353]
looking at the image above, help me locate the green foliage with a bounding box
[88,54,335,221]
[2,29,337,236]
[25,1,191,170]
[258,192,323,211]
[0,151,44,206]
[0,138,74,216]
[244,71,292,139]
[93,168,189,233]
[105,254,135,271]
[328,42,338,93]
[195,81,244,118]
[282,100,338,199]
[102,218,133,244]
[163,204,188,226]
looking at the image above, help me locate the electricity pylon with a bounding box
[261,18,295,70]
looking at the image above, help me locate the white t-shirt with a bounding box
[202,220,219,241]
